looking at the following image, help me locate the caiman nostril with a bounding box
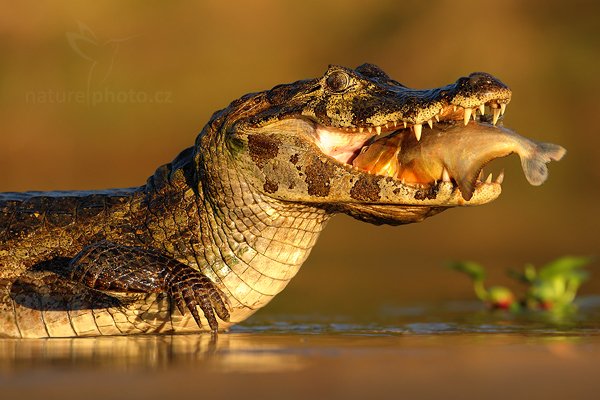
[468,72,508,90]
[469,72,493,86]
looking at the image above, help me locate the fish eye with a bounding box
[326,71,351,93]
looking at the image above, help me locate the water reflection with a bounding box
[0,335,215,371]
[0,334,309,372]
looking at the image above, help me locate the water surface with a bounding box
[1,298,599,400]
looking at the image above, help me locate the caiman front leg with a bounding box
[67,241,230,332]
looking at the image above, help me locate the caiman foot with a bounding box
[68,241,230,332]
[164,263,230,331]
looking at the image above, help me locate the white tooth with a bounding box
[478,170,484,181]
[478,104,485,115]
[442,167,451,182]
[453,105,458,112]
[463,108,472,125]
[427,119,433,129]
[413,124,422,141]
[393,121,397,127]
[434,115,440,122]
[403,121,407,129]
[486,173,493,184]
[359,127,364,133]
[368,127,373,133]
[500,103,507,115]
[375,126,382,135]
[401,178,406,185]
[495,170,504,184]
[492,108,501,125]
[472,108,477,121]
[385,123,389,129]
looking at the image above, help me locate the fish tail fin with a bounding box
[521,142,566,186]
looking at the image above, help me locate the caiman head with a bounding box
[196,64,564,225]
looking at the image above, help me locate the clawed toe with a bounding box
[166,268,229,332]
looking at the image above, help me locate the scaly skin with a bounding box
[0,64,560,338]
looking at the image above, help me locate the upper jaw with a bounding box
[315,70,512,144]
[313,95,511,163]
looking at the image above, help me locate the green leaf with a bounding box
[447,261,486,281]
[524,263,537,282]
[538,256,593,280]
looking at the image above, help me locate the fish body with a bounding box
[353,121,566,201]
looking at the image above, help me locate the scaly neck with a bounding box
[196,160,330,319]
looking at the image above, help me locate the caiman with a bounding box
[0,64,565,338]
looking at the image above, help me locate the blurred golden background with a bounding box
[1,0,598,316]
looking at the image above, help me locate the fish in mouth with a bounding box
[306,69,565,202]
[350,119,566,201]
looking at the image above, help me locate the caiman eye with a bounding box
[326,71,351,92]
